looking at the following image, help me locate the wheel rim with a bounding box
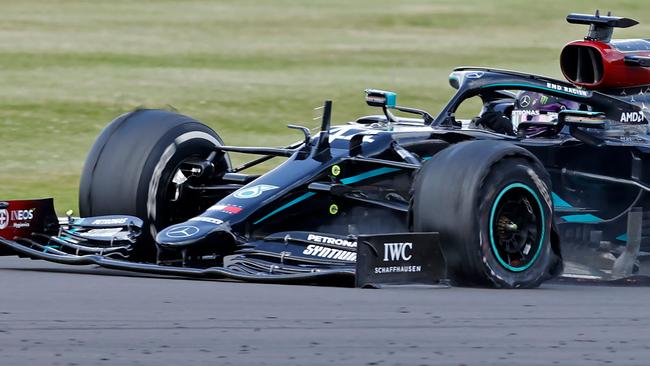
[489,183,545,272]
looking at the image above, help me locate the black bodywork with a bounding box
[445,69,650,278]
[2,67,650,284]
[3,10,650,285]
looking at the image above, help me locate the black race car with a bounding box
[2,12,650,288]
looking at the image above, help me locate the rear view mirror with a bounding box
[559,110,606,129]
[558,110,607,147]
[365,89,397,108]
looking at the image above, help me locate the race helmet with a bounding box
[511,91,582,129]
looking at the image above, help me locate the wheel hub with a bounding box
[489,183,544,272]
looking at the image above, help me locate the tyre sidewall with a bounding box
[476,158,554,288]
[79,110,230,260]
[136,124,228,241]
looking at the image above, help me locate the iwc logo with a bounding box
[383,242,413,262]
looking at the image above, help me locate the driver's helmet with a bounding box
[511,91,581,129]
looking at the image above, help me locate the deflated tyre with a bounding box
[411,140,561,288]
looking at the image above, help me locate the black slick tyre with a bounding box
[79,109,230,258]
[411,140,561,288]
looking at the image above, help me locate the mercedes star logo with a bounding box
[519,95,531,108]
[165,225,200,238]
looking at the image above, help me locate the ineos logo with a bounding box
[383,242,413,262]
[165,225,200,238]
[0,209,8,230]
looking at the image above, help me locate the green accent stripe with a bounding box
[340,167,401,185]
[253,192,316,225]
[481,83,590,98]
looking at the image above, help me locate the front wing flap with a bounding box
[0,213,447,286]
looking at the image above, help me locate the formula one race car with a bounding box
[2,11,650,288]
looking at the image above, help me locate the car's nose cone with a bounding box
[156,217,225,248]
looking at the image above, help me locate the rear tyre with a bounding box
[79,109,230,259]
[411,140,561,288]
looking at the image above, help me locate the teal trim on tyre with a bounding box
[489,182,546,272]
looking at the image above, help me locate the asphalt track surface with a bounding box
[1,256,650,366]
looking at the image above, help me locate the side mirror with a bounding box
[558,110,607,147]
[559,110,606,129]
[365,89,397,108]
